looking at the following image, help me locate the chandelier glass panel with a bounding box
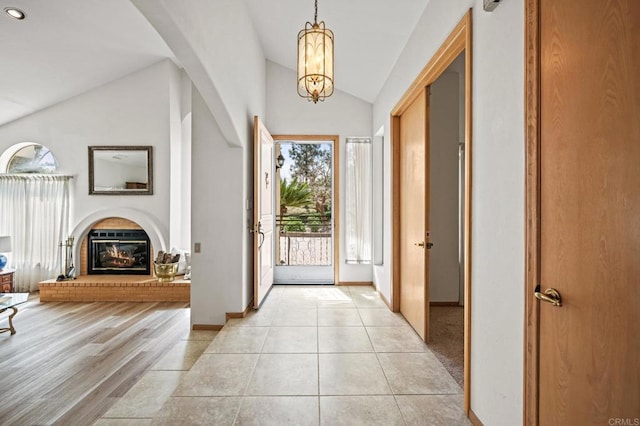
[297,0,334,103]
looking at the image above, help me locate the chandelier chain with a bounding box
[314,0,318,24]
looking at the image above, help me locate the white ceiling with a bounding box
[0,0,175,126]
[0,0,428,126]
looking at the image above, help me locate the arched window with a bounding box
[4,143,58,173]
[0,143,69,291]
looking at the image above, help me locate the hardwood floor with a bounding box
[0,295,190,425]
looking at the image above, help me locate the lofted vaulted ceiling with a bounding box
[244,0,429,103]
[0,0,428,126]
[0,0,175,126]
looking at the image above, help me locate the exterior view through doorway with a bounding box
[273,135,339,285]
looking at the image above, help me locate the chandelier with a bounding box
[297,0,334,103]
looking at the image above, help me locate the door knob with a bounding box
[414,242,434,249]
[534,285,562,307]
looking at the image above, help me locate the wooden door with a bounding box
[399,89,430,341]
[253,116,275,308]
[537,0,640,423]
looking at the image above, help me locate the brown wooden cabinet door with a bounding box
[539,0,640,423]
[399,89,430,341]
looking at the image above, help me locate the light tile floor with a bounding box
[95,329,218,425]
[96,285,470,425]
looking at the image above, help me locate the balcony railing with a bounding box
[276,214,332,266]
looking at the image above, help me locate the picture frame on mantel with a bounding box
[88,146,153,195]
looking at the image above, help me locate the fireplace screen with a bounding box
[88,230,150,275]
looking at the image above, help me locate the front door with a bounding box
[253,116,275,308]
[273,139,335,284]
[537,0,640,422]
[399,88,430,341]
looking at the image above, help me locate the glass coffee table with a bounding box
[0,293,29,335]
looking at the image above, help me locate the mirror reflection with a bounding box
[88,146,153,195]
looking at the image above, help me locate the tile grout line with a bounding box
[100,328,218,423]
[151,286,465,423]
[358,298,410,426]
[230,316,271,426]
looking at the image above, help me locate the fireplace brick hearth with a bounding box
[38,275,189,302]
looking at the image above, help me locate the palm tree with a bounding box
[279,177,312,216]
[279,178,313,233]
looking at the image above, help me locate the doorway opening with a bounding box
[426,52,465,389]
[390,11,472,413]
[273,135,339,285]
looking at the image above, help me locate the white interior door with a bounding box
[253,116,274,308]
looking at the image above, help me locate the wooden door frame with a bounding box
[271,134,340,286]
[524,0,540,424]
[390,10,472,414]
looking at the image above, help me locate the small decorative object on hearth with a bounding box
[154,251,181,282]
[183,253,191,280]
[57,236,76,281]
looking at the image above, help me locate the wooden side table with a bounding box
[0,268,15,293]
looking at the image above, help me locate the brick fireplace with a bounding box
[39,216,189,302]
[88,229,151,275]
[79,217,151,276]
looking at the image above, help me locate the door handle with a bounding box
[251,222,265,249]
[414,241,434,249]
[534,285,562,307]
[256,222,265,249]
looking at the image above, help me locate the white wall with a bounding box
[169,65,193,251]
[180,72,193,250]
[0,60,177,248]
[429,72,460,303]
[266,61,374,283]
[190,88,245,325]
[133,0,266,317]
[372,1,525,424]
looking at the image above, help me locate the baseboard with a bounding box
[469,409,484,426]
[337,281,373,286]
[430,301,461,306]
[376,289,392,310]
[225,299,254,320]
[192,324,224,331]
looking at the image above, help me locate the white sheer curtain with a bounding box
[345,138,372,264]
[0,174,70,291]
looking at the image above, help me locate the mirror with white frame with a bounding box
[88,146,153,195]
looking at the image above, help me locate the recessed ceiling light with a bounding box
[4,7,26,20]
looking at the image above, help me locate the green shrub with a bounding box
[283,218,305,232]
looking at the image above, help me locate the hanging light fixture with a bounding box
[297,0,334,103]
